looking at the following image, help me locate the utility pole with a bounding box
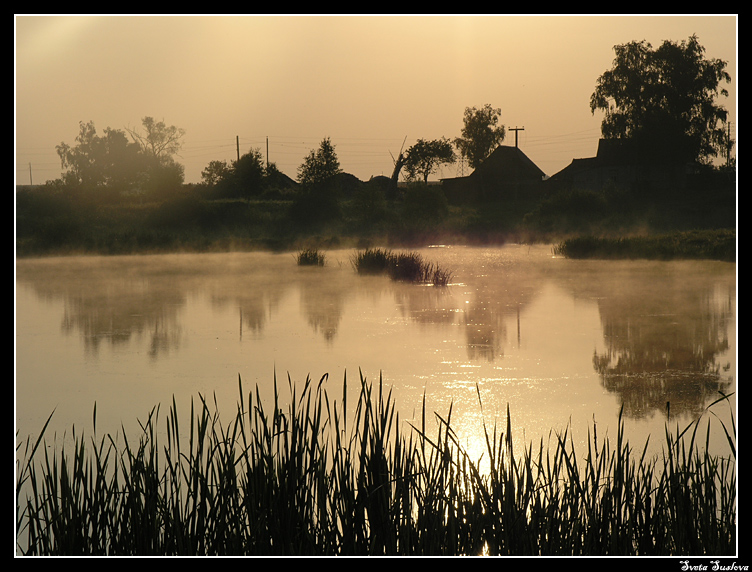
[509,126,525,148]
[727,122,733,167]
[28,162,32,186]
[456,155,465,177]
[266,136,269,170]
[236,136,240,162]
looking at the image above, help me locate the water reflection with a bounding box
[299,268,352,342]
[16,249,735,436]
[593,278,733,420]
[49,263,186,358]
[461,262,542,360]
[550,259,735,420]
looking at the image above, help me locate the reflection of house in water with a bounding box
[463,271,539,361]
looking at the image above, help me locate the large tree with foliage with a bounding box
[290,138,343,225]
[297,137,342,189]
[125,116,186,194]
[56,121,144,191]
[590,35,731,165]
[201,150,284,198]
[454,104,506,170]
[232,149,266,196]
[56,118,186,195]
[126,117,186,160]
[403,138,456,183]
[201,160,233,187]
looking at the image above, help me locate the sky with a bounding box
[15,14,737,186]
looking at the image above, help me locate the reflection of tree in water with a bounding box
[300,287,344,342]
[211,291,282,339]
[591,271,733,420]
[206,264,290,339]
[392,284,457,325]
[298,269,360,343]
[59,282,185,358]
[148,310,183,358]
[15,257,192,359]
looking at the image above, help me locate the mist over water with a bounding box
[16,245,736,463]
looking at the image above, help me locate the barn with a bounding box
[441,145,548,204]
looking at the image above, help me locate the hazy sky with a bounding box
[15,15,737,186]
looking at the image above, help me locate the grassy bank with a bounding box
[16,372,736,556]
[553,229,736,262]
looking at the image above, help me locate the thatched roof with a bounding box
[547,157,599,183]
[441,145,548,203]
[471,145,547,182]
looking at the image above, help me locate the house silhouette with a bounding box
[442,145,548,204]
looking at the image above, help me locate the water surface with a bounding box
[16,245,736,463]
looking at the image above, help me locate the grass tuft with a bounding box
[296,248,326,266]
[351,248,393,275]
[352,248,453,286]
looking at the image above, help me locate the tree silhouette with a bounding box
[232,149,266,197]
[56,118,187,196]
[454,104,506,170]
[290,138,343,225]
[590,35,731,165]
[56,121,143,192]
[403,138,456,183]
[201,160,232,187]
[126,117,185,162]
[297,137,342,189]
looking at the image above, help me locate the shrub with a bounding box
[401,184,449,224]
[288,189,341,227]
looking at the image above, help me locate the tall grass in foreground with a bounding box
[352,248,453,286]
[16,373,736,556]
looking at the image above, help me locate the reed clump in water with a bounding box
[350,248,393,275]
[296,248,326,266]
[352,248,453,286]
[16,373,736,556]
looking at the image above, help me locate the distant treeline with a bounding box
[15,167,736,260]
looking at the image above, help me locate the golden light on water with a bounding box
[16,247,735,468]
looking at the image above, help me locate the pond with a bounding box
[15,245,736,465]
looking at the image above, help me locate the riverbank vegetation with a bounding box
[18,36,735,262]
[15,168,736,262]
[553,229,736,262]
[16,372,736,556]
